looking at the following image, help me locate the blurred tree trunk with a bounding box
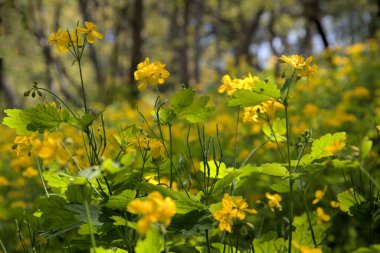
[302,0,329,49]
[108,1,129,89]
[235,7,264,65]
[78,0,106,96]
[0,58,20,108]
[193,0,203,84]
[129,0,144,101]
[168,0,191,88]
[179,0,191,87]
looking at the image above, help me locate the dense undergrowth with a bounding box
[1,22,380,253]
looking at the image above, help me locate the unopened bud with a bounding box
[24,90,31,97]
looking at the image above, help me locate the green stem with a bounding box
[34,155,49,198]
[84,199,97,251]
[77,59,88,114]
[205,229,211,253]
[169,124,173,189]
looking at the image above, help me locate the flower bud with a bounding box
[24,90,31,97]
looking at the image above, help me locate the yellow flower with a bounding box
[316,207,330,224]
[265,192,282,210]
[13,135,34,157]
[330,200,340,208]
[243,100,284,123]
[48,29,70,53]
[149,139,166,159]
[213,194,257,233]
[303,103,318,116]
[292,240,322,253]
[77,21,103,43]
[312,188,326,205]
[127,191,176,235]
[22,167,39,178]
[218,75,235,96]
[352,86,370,98]
[134,58,170,91]
[299,57,318,83]
[279,55,307,69]
[0,176,9,187]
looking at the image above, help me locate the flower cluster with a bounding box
[265,192,282,211]
[213,194,257,233]
[243,100,284,123]
[279,55,318,82]
[48,21,103,53]
[127,191,176,235]
[134,58,170,91]
[218,74,260,96]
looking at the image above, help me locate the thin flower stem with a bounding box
[169,124,173,189]
[240,140,268,167]
[77,59,88,114]
[34,155,49,198]
[0,238,8,253]
[266,120,286,163]
[205,229,211,253]
[284,70,296,253]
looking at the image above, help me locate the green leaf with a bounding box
[253,231,286,253]
[43,170,71,193]
[199,160,230,179]
[169,210,213,235]
[211,171,241,196]
[105,189,136,211]
[360,136,372,159]
[135,228,164,253]
[65,204,103,226]
[159,108,177,125]
[110,216,127,226]
[78,223,98,235]
[172,88,195,110]
[263,118,286,142]
[228,81,280,107]
[181,95,215,123]
[37,196,77,231]
[270,180,297,193]
[300,132,347,165]
[261,163,289,177]
[68,113,96,130]
[351,244,380,253]
[3,103,71,134]
[337,188,365,215]
[2,109,30,134]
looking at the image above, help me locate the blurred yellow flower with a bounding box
[48,29,70,53]
[0,176,9,187]
[265,192,282,210]
[134,58,170,91]
[22,167,39,178]
[77,21,103,43]
[299,57,318,83]
[292,240,322,253]
[279,55,307,69]
[127,191,176,235]
[149,139,166,159]
[330,200,340,208]
[312,188,326,205]
[213,194,257,233]
[316,207,330,224]
[243,100,284,123]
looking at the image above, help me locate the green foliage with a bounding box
[253,231,286,253]
[134,228,164,253]
[301,132,347,165]
[228,81,280,107]
[337,188,365,214]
